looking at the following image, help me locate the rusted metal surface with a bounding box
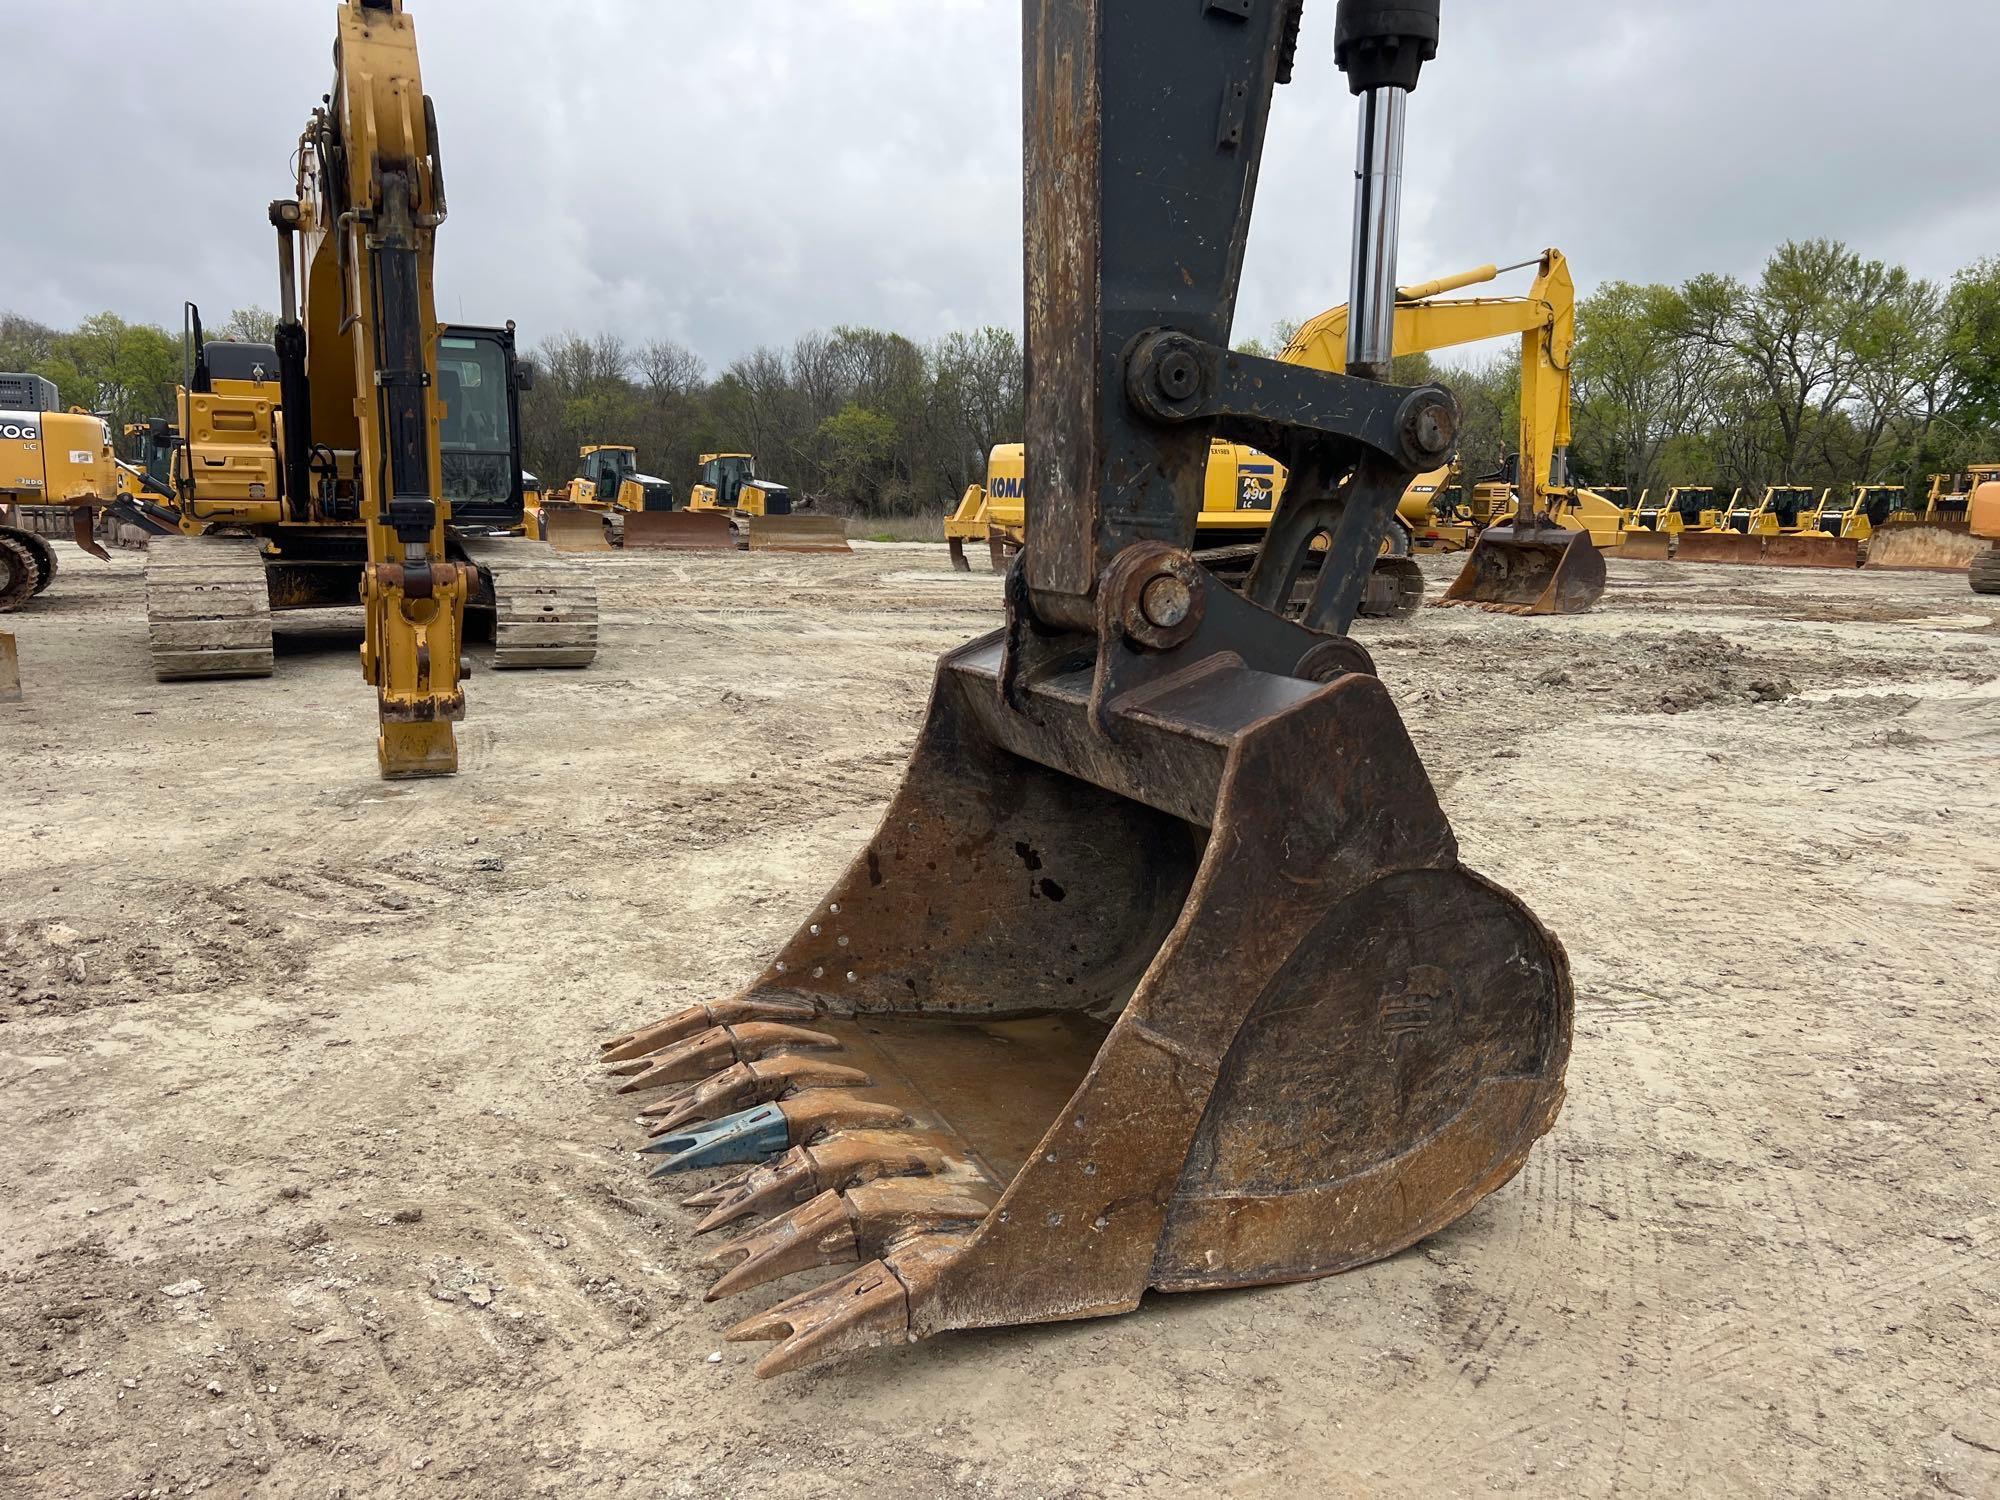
[1762,533,1862,569]
[1618,530,1673,562]
[622,509,735,551]
[1440,522,1606,614]
[600,0,1568,1379]
[745,515,851,554]
[1673,531,1764,566]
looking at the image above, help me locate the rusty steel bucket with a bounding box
[1673,531,1764,565]
[601,623,1573,1377]
[623,510,737,552]
[746,515,852,554]
[1763,533,1861,569]
[1439,522,1606,614]
[543,507,613,553]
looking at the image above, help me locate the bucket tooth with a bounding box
[611,1023,842,1093]
[707,1179,993,1301]
[639,1058,874,1135]
[643,1103,793,1175]
[691,1131,955,1236]
[601,997,817,1065]
[724,1259,916,1378]
[642,1094,911,1176]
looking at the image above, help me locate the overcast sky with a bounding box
[8,1,1998,370]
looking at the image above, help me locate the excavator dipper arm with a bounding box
[296,0,469,777]
[603,0,1572,1378]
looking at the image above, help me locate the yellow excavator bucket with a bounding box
[1440,520,1607,615]
[600,0,1570,1381]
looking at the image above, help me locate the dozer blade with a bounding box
[603,631,1572,1377]
[746,516,852,554]
[621,509,736,552]
[1439,523,1606,614]
[1762,533,1861,569]
[1616,530,1672,562]
[1862,522,1982,572]
[1673,531,1764,566]
[543,508,613,553]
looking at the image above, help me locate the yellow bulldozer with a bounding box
[530,443,684,550]
[1866,471,1994,571]
[688,452,850,553]
[0,371,118,611]
[1969,475,2000,594]
[602,0,1572,1378]
[144,0,597,777]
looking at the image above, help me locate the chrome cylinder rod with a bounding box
[1345,84,1408,380]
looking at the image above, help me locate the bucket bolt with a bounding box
[1103,542,1205,651]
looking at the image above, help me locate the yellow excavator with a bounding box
[1970,475,2000,595]
[146,0,598,777]
[688,452,849,553]
[603,0,1572,1379]
[953,248,1611,615]
[0,372,120,611]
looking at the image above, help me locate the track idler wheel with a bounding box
[602,622,1572,1377]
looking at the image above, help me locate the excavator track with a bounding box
[0,532,40,612]
[144,537,275,680]
[458,538,599,670]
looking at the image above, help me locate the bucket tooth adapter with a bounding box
[601,0,1572,1377]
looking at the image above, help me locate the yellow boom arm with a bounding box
[295,0,467,777]
[1279,249,1575,517]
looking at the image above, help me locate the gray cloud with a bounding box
[7,1,1997,368]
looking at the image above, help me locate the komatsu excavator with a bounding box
[602,0,1571,1378]
[146,0,598,777]
[0,371,117,611]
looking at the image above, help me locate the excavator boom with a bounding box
[603,0,1570,1378]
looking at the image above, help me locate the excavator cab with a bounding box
[604,0,1569,1378]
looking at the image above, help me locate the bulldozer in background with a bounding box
[602,0,1571,1379]
[688,452,850,554]
[144,0,598,777]
[1867,471,1995,571]
[0,371,118,611]
[528,446,684,552]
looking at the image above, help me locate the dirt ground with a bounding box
[2,540,1996,1499]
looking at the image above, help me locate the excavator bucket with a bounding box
[1762,533,1860,569]
[1673,531,1764,565]
[601,0,1571,1379]
[602,634,1571,1377]
[746,515,852,554]
[543,507,613,553]
[622,509,736,552]
[1440,522,1606,614]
